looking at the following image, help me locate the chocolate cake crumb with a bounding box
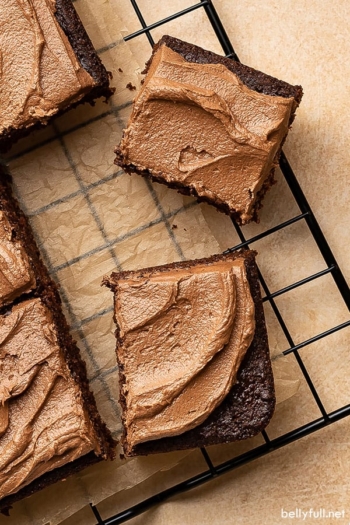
[126,82,137,91]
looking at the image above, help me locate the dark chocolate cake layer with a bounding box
[115,36,303,225]
[105,250,275,456]
[0,166,116,513]
[54,0,111,93]
[0,0,113,153]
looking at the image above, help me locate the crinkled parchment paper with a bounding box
[0,1,314,523]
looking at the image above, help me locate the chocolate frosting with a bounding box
[0,0,95,134]
[115,259,255,448]
[0,298,98,499]
[0,211,36,306]
[119,44,295,223]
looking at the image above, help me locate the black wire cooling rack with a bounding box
[88,1,350,523]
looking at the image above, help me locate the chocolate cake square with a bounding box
[0,0,113,152]
[0,167,116,513]
[104,250,275,456]
[115,36,303,225]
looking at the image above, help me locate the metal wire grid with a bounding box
[83,0,350,523]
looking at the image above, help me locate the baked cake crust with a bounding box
[0,167,116,513]
[115,35,303,225]
[154,36,303,102]
[54,0,111,92]
[104,250,275,456]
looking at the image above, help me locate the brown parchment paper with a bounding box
[3,0,344,523]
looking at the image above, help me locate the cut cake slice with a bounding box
[115,35,303,225]
[104,250,275,456]
[0,0,114,152]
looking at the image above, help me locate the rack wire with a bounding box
[86,0,350,522]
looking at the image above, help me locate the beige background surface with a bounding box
[1,0,350,524]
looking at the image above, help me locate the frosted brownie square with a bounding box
[104,250,275,456]
[0,167,115,513]
[0,0,113,151]
[115,35,303,224]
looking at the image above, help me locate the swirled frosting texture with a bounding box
[0,211,36,306]
[115,259,255,449]
[119,44,295,223]
[0,298,98,499]
[0,0,95,134]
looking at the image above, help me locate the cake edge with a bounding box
[147,36,303,102]
[0,452,100,515]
